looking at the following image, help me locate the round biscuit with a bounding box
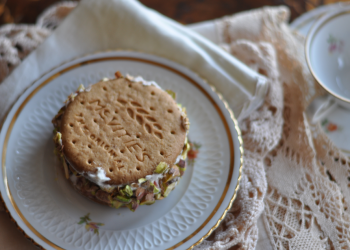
[60,78,186,185]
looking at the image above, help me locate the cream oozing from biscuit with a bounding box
[175,154,183,164]
[68,150,182,191]
[87,167,112,189]
[126,75,162,90]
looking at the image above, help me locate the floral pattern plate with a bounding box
[0,51,242,250]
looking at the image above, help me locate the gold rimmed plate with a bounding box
[0,51,242,250]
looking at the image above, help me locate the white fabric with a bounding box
[0,0,268,125]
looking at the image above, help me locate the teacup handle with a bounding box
[311,96,337,123]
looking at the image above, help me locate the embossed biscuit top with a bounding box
[60,78,187,185]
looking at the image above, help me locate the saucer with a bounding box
[292,3,350,156]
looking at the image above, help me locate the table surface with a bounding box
[0,0,348,25]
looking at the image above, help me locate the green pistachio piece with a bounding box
[120,185,133,197]
[163,165,180,182]
[140,193,155,205]
[126,199,140,212]
[177,103,182,109]
[77,84,85,92]
[150,182,160,194]
[181,142,190,160]
[155,162,168,174]
[166,90,176,100]
[54,132,62,144]
[179,167,186,177]
[155,193,164,200]
[140,200,156,205]
[108,196,123,209]
[116,195,131,203]
[138,178,147,184]
[163,182,177,197]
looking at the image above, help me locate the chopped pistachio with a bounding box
[155,193,164,200]
[155,162,168,174]
[116,195,131,203]
[140,200,156,205]
[181,142,191,160]
[163,165,180,182]
[126,199,139,212]
[77,84,85,92]
[108,196,123,209]
[54,132,62,145]
[163,182,177,197]
[140,193,155,205]
[135,187,146,200]
[138,178,147,184]
[177,159,186,168]
[150,182,160,194]
[179,167,186,177]
[166,90,176,100]
[120,185,133,197]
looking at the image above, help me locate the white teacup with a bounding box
[305,7,350,122]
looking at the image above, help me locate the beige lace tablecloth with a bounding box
[1,2,349,250]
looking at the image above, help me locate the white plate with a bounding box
[292,3,350,156]
[0,51,242,250]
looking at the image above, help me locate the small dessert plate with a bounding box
[0,50,242,250]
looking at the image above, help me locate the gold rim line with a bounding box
[293,13,323,31]
[1,55,243,250]
[340,148,350,155]
[293,2,350,31]
[305,9,350,104]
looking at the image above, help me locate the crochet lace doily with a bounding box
[205,6,349,250]
[1,3,349,250]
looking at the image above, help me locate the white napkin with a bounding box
[0,0,268,124]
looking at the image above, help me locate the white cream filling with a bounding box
[67,146,185,192]
[175,154,184,164]
[126,75,162,90]
[86,167,113,190]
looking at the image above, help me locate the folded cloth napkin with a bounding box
[0,0,268,125]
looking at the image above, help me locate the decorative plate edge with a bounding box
[188,85,243,250]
